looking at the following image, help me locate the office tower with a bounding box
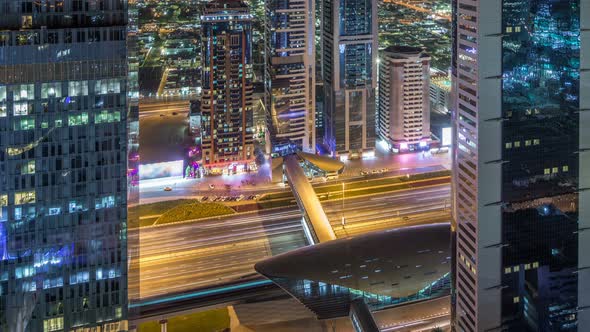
[322,0,377,158]
[127,0,141,309]
[377,46,431,152]
[452,1,589,331]
[429,69,451,115]
[265,0,316,154]
[200,0,254,166]
[0,0,129,330]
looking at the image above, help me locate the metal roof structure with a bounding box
[255,223,451,319]
[296,152,344,173]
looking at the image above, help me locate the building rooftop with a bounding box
[383,45,430,59]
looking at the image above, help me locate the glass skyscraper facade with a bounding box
[265,0,316,154]
[0,0,129,330]
[322,0,376,157]
[452,0,589,331]
[200,0,254,166]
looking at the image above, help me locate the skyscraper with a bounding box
[378,46,431,152]
[265,0,316,154]
[200,0,254,167]
[452,0,589,331]
[0,1,129,330]
[322,0,377,158]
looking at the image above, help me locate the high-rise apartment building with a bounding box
[322,0,377,157]
[0,0,130,330]
[452,1,589,331]
[378,46,431,152]
[200,0,254,166]
[265,0,315,154]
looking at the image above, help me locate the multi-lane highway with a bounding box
[325,183,450,238]
[132,182,451,300]
[131,209,306,299]
[139,100,189,118]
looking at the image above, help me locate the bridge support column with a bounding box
[159,319,168,332]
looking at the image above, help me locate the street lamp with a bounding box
[341,182,345,227]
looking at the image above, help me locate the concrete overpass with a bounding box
[282,154,337,243]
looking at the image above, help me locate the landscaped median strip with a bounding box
[154,202,235,226]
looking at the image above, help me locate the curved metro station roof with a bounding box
[296,151,344,173]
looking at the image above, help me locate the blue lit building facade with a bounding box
[452,0,590,331]
[322,0,377,158]
[200,0,254,166]
[0,0,130,330]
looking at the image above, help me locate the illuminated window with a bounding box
[0,85,6,102]
[524,263,531,270]
[95,111,121,124]
[506,27,513,33]
[115,306,122,319]
[69,201,86,213]
[544,168,550,175]
[0,194,7,222]
[41,121,48,129]
[504,267,512,274]
[525,140,531,146]
[513,296,520,304]
[95,195,116,209]
[13,102,29,116]
[15,191,36,204]
[563,165,569,172]
[552,167,558,174]
[41,82,62,98]
[515,26,521,32]
[514,141,520,148]
[505,142,512,149]
[21,161,35,174]
[532,262,539,268]
[14,84,34,101]
[68,112,88,126]
[55,119,62,127]
[14,118,35,130]
[513,265,520,272]
[68,81,88,96]
[0,104,5,117]
[533,139,540,145]
[43,317,64,332]
[94,79,121,94]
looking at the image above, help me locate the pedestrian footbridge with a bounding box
[282,154,337,244]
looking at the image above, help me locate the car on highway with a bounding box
[201,196,209,202]
[360,170,369,176]
[371,169,378,175]
[163,187,172,191]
